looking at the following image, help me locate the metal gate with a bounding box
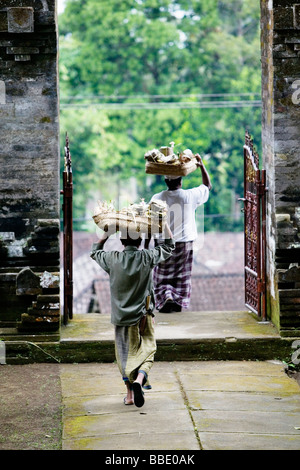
[240,131,267,320]
[61,133,73,325]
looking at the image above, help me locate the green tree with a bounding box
[59,0,262,231]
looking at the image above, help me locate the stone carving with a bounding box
[7,7,34,33]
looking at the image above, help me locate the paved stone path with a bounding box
[60,360,300,451]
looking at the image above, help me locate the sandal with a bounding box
[123,397,134,405]
[132,381,145,408]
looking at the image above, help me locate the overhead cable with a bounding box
[60,100,262,110]
[61,92,261,101]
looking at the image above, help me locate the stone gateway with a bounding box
[0,0,60,332]
[0,0,299,336]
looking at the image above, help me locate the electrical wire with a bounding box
[60,100,261,110]
[60,91,261,109]
[61,92,261,100]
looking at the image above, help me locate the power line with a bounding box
[60,100,261,110]
[60,92,261,101]
[60,91,261,109]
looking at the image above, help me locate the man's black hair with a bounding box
[165,176,182,190]
[120,235,142,247]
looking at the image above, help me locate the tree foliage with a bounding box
[59,0,262,231]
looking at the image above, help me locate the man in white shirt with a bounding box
[149,154,212,313]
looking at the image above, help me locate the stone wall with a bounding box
[0,0,60,331]
[0,0,299,336]
[261,0,300,335]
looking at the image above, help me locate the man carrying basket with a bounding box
[148,153,212,313]
[90,223,174,408]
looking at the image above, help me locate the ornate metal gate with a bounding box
[61,133,73,325]
[241,131,267,320]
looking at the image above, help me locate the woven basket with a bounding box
[145,158,197,177]
[93,211,166,234]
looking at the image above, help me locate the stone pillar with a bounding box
[261,0,300,335]
[0,0,60,332]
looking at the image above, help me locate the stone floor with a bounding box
[60,360,300,451]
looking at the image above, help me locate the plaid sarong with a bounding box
[153,241,193,310]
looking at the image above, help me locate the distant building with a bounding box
[67,231,245,314]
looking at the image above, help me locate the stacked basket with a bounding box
[144,144,198,177]
[93,144,198,234]
[93,200,167,235]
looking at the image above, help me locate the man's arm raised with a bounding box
[195,153,212,190]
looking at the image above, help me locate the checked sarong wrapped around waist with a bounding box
[153,241,193,310]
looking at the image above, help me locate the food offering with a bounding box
[144,142,197,177]
[93,199,168,235]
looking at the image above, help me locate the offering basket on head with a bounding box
[144,144,197,177]
[92,199,168,236]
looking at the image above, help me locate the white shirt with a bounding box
[151,184,209,242]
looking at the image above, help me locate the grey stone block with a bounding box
[16,267,41,296]
[6,47,39,55]
[7,7,34,33]
[14,55,31,62]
